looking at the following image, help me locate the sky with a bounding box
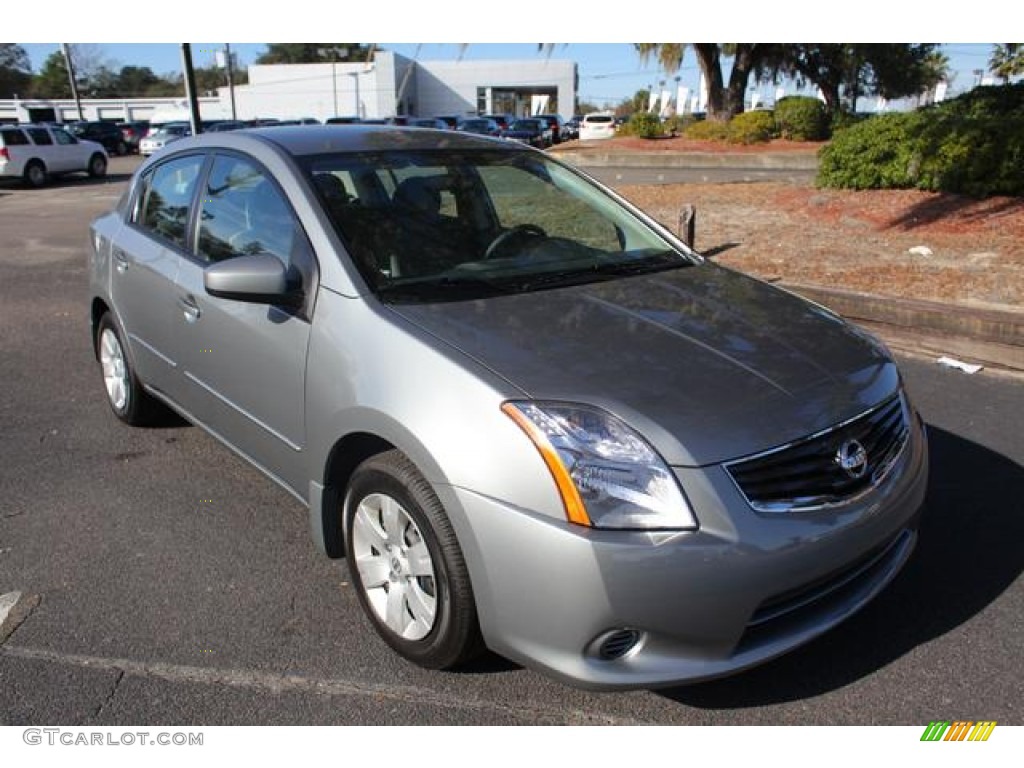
[14,0,1007,109]
[18,42,999,109]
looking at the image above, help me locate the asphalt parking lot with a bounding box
[1,157,1022,725]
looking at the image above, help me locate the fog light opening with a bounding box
[594,628,643,661]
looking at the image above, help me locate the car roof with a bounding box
[162,124,526,158]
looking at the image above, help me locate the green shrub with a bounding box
[684,119,731,142]
[628,111,663,139]
[774,96,829,141]
[819,83,1024,196]
[727,109,776,144]
[818,112,920,189]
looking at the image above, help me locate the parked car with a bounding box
[67,121,128,156]
[409,118,448,129]
[501,118,551,148]
[139,122,191,156]
[1,123,107,187]
[533,114,567,144]
[456,117,501,137]
[205,120,246,133]
[117,121,150,153]
[579,112,616,141]
[325,116,361,125]
[433,115,461,129]
[481,113,515,131]
[564,115,582,140]
[89,126,928,690]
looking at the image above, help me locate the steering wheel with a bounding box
[483,224,547,260]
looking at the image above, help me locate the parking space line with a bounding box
[0,644,644,725]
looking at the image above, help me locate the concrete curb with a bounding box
[550,147,820,171]
[783,283,1024,373]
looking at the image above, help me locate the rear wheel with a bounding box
[88,153,107,178]
[344,450,484,669]
[115,140,128,156]
[23,160,47,188]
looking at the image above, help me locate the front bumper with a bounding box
[439,411,928,690]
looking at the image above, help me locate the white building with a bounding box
[0,50,577,125]
[230,51,577,121]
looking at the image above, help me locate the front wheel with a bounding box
[344,450,483,669]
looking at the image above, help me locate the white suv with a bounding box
[0,124,108,187]
[578,112,616,141]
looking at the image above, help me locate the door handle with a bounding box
[178,295,200,323]
[112,247,129,274]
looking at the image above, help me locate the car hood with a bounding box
[388,263,899,466]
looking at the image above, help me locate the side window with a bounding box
[26,128,52,145]
[52,128,77,145]
[197,155,296,264]
[0,129,29,146]
[139,155,203,249]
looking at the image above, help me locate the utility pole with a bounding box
[224,43,237,120]
[180,44,203,136]
[60,44,84,121]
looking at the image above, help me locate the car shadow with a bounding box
[701,242,742,259]
[657,424,1024,707]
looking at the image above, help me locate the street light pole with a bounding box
[60,44,84,121]
[180,43,203,136]
[224,43,237,120]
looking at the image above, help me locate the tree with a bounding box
[255,44,375,64]
[990,44,1024,83]
[637,44,782,121]
[765,44,946,115]
[0,43,32,98]
[32,50,71,98]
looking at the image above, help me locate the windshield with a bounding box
[509,120,541,132]
[304,149,696,303]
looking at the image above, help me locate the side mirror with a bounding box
[204,253,292,304]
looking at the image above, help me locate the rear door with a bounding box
[110,153,206,400]
[50,127,87,171]
[171,152,316,493]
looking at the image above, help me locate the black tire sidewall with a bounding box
[24,162,46,188]
[343,454,474,669]
[89,154,107,177]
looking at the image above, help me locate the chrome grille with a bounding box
[726,392,909,512]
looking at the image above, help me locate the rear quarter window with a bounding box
[1,129,30,146]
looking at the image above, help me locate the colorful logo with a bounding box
[921,721,997,741]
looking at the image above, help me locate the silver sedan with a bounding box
[88,126,927,689]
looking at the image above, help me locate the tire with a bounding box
[23,160,47,188]
[88,153,107,178]
[95,312,166,426]
[344,450,483,669]
[116,140,128,156]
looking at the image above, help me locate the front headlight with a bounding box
[502,401,697,531]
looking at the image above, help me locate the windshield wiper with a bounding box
[376,275,512,303]
[514,253,687,292]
